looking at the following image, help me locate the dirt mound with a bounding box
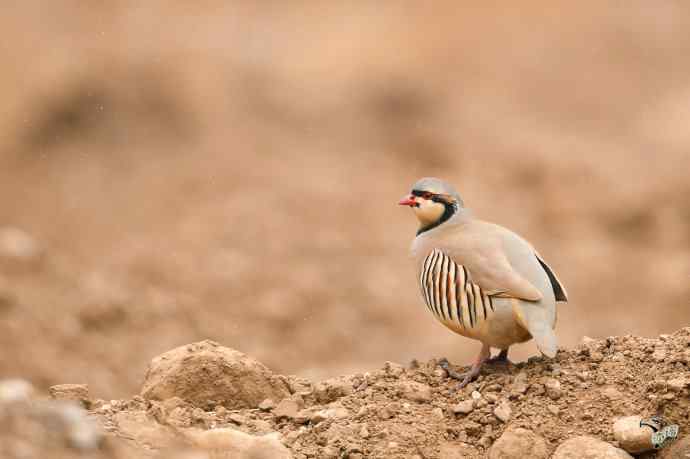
[4,327,683,459]
[140,340,290,410]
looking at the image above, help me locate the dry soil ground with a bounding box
[2,329,690,458]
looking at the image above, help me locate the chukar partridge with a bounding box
[399,177,568,387]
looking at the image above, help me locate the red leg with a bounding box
[438,343,491,389]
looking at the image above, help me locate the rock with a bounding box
[612,415,656,454]
[590,351,604,362]
[377,402,398,420]
[478,435,493,449]
[288,376,313,395]
[452,399,474,414]
[544,378,562,400]
[682,350,690,365]
[49,384,90,407]
[228,413,246,424]
[552,436,633,459]
[313,376,354,403]
[115,410,182,449]
[658,435,690,458]
[162,396,189,412]
[547,404,560,416]
[309,402,349,424]
[140,340,290,409]
[439,442,481,458]
[0,379,34,403]
[398,381,432,403]
[321,446,340,458]
[493,401,512,423]
[383,361,405,377]
[431,407,444,420]
[667,378,688,392]
[464,421,483,437]
[601,386,623,401]
[273,395,304,419]
[511,373,529,396]
[258,398,276,411]
[485,383,503,392]
[185,427,290,459]
[488,427,549,459]
[652,348,667,362]
[576,371,590,381]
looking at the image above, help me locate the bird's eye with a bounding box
[422,192,433,199]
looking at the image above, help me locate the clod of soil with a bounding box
[140,340,290,410]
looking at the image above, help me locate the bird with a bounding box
[398,177,568,387]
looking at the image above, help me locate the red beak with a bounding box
[398,195,417,207]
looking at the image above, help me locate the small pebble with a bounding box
[493,401,511,423]
[453,399,475,414]
[258,399,275,411]
[544,378,562,400]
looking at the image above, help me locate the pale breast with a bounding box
[419,249,495,339]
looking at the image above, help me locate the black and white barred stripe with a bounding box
[419,249,494,329]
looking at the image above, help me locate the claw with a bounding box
[455,371,478,389]
[438,344,492,390]
[438,357,469,381]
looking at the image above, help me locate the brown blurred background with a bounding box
[0,2,689,398]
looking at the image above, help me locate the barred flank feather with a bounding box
[419,249,494,330]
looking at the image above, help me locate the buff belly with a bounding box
[434,297,532,349]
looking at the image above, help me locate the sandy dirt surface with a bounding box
[0,1,689,406]
[2,329,690,458]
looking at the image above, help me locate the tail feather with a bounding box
[512,301,558,358]
[533,326,557,358]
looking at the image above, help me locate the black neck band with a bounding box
[416,201,457,236]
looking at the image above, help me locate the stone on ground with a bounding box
[552,436,633,459]
[612,415,655,454]
[488,427,549,459]
[185,427,291,459]
[49,384,91,408]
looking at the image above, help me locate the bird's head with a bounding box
[399,177,463,234]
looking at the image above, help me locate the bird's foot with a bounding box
[438,358,467,380]
[438,358,482,389]
[439,344,491,390]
